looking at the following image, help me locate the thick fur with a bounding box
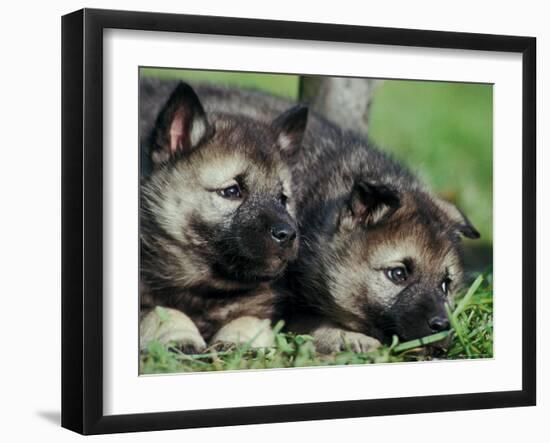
[139,80,307,351]
[166,80,481,352]
[142,80,479,352]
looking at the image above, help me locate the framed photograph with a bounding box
[62,8,536,435]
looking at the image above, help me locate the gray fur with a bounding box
[140,77,480,353]
[139,80,307,351]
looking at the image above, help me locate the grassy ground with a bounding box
[140,274,493,374]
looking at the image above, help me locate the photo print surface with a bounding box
[138,67,493,374]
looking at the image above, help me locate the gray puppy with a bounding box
[189,81,480,353]
[139,80,308,353]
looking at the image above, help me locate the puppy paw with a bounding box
[211,316,275,348]
[314,327,381,354]
[140,307,206,354]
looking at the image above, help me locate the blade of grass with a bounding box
[224,323,275,370]
[452,275,483,320]
[393,330,450,353]
[446,303,472,357]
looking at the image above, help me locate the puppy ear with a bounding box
[150,82,211,165]
[342,181,400,229]
[271,105,308,157]
[434,198,480,239]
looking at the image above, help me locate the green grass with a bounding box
[140,67,299,99]
[140,274,493,374]
[368,80,493,244]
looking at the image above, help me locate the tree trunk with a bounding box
[299,76,382,135]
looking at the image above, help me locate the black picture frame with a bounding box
[61,8,536,435]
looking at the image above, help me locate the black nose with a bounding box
[271,223,296,247]
[428,316,450,332]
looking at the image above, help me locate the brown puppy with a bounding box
[139,81,308,353]
[184,83,480,353]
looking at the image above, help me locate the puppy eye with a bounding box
[280,194,288,206]
[441,278,452,295]
[217,184,242,199]
[386,266,408,283]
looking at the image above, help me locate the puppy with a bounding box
[190,83,480,353]
[139,81,308,353]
